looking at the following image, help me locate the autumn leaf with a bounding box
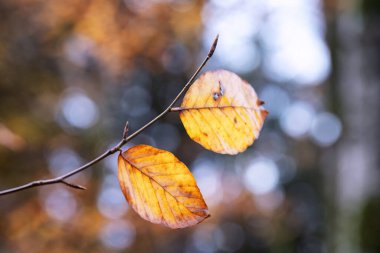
[175,69,268,155]
[118,144,209,229]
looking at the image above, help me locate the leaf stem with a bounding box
[0,34,218,196]
[170,106,265,112]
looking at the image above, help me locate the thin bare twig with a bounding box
[122,121,129,140]
[61,181,87,190]
[0,35,219,196]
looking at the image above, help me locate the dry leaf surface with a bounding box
[178,69,268,154]
[118,144,209,229]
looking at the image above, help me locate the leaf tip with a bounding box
[261,109,269,119]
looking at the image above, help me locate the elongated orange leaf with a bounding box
[177,69,268,155]
[118,144,209,229]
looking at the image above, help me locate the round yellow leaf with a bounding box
[118,144,209,229]
[178,69,268,154]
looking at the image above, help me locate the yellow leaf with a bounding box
[177,69,268,154]
[118,144,209,229]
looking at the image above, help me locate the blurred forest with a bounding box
[0,0,379,253]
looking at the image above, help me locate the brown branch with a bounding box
[0,35,219,196]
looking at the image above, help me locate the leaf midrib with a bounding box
[121,155,205,217]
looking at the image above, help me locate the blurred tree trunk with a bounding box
[324,0,380,252]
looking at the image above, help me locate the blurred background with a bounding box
[0,0,379,252]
